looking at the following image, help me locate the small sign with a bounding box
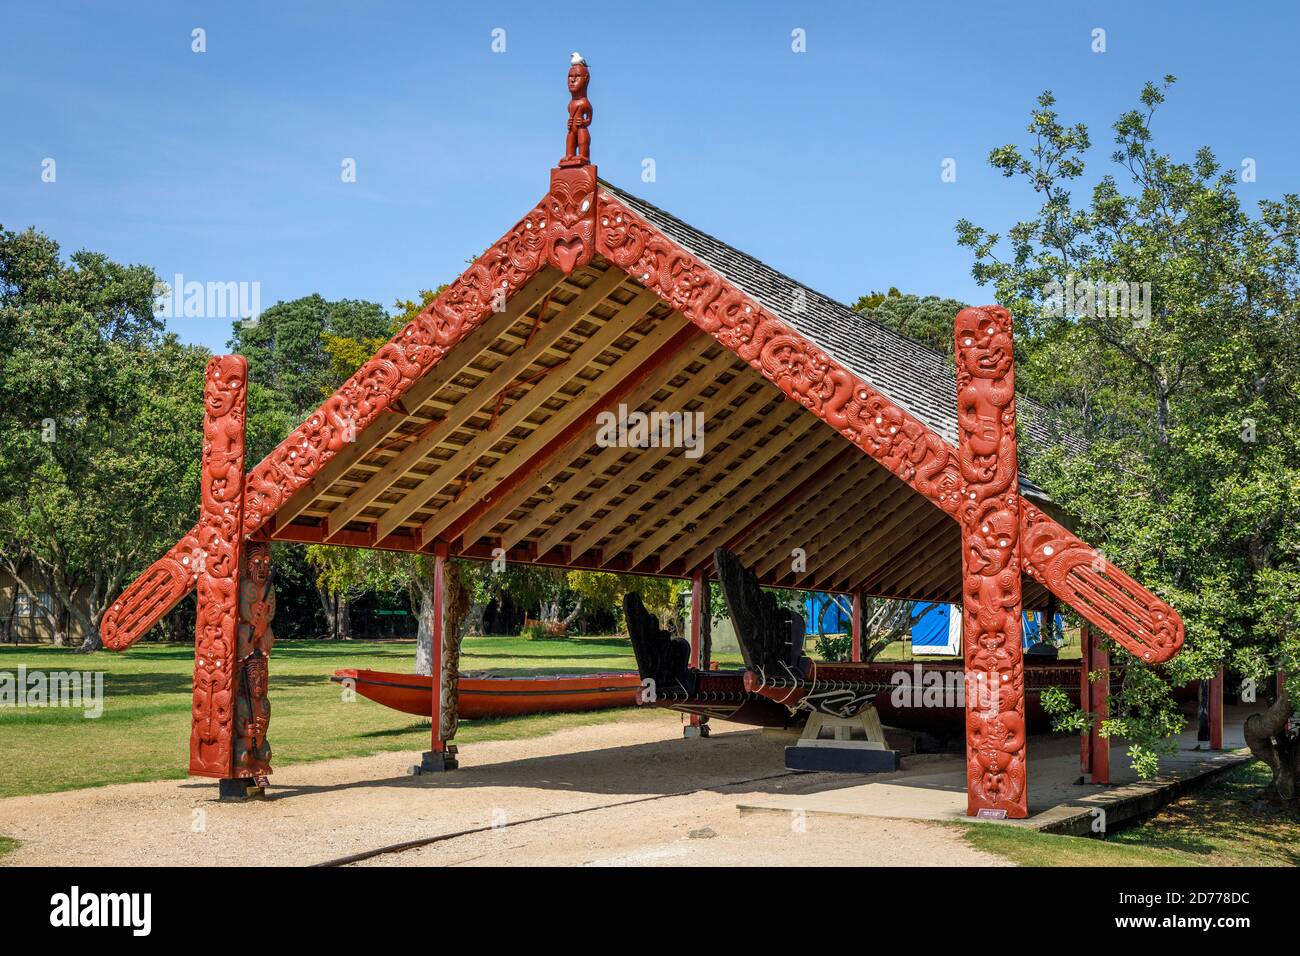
[976,808,1008,820]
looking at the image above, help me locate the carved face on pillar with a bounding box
[546,166,597,274]
[955,308,1013,381]
[968,505,1017,576]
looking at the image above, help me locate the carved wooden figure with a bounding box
[954,305,1027,817]
[190,355,248,778]
[559,54,592,167]
[233,539,274,777]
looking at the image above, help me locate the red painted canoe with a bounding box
[332,668,641,719]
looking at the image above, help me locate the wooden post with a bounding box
[685,573,705,736]
[417,549,456,772]
[1079,622,1092,779]
[851,592,863,662]
[1081,624,1109,784]
[1209,666,1224,751]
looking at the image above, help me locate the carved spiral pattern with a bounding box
[189,355,248,778]
[954,305,1027,818]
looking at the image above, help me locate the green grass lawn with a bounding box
[0,635,662,801]
[960,762,1300,866]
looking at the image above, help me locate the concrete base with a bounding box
[217,777,265,801]
[410,749,459,774]
[740,704,1255,833]
[786,745,898,774]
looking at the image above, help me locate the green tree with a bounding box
[0,226,208,651]
[853,288,968,356]
[230,293,392,639]
[955,79,1300,799]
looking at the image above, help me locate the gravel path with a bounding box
[0,713,1003,867]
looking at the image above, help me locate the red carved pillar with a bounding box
[232,539,274,779]
[1209,666,1224,750]
[954,306,1027,818]
[1080,623,1109,784]
[190,355,248,779]
[851,592,863,662]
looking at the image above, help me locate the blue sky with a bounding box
[3,1,1297,352]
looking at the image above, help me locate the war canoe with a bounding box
[332,668,641,719]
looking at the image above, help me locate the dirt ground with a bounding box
[0,712,1003,867]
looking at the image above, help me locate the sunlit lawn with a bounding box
[0,635,668,801]
[960,762,1300,867]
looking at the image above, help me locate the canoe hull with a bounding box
[333,669,641,719]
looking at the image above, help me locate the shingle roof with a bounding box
[601,181,1073,462]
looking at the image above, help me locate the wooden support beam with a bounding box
[841,504,954,594]
[432,321,702,548]
[787,481,920,589]
[656,428,839,569]
[275,270,564,528]
[1081,623,1110,783]
[851,592,863,662]
[1209,666,1224,751]
[629,411,820,569]
[693,446,858,575]
[557,374,784,561]
[687,572,704,733]
[469,340,727,550]
[326,269,626,538]
[749,464,888,579]
[372,282,657,541]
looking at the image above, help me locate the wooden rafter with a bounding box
[559,375,786,561]
[629,411,821,569]
[463,337,724,549]
[323,268,626,538]
[421,310,694,545]
[369,282,658,541]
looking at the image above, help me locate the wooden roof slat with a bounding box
[422,309,695,545]
[558,372,783,560]
[628,410,821,569]
[714,456,872,579]
[464,336,722,549]
[657,427,842,570]
[532,358,765,559]
[271,268,564,528]
[324,266,626,537]
[768,477,918,590]
[806,490,936,590]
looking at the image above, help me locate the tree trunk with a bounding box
[465,601,486,637]
[1243,685,1298,806]
[414,575,435,677]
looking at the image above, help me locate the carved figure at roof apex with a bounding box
[560,54,592,167]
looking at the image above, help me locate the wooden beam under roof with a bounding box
[367,281,658,541]
[273,268,564,528]
[656,425,842,569]
[559,373,784,561]
[530,357,766,560]
[629,410,820,569]
[321,267,626,538]
[460,335,722,550]
[436,321,703,549]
